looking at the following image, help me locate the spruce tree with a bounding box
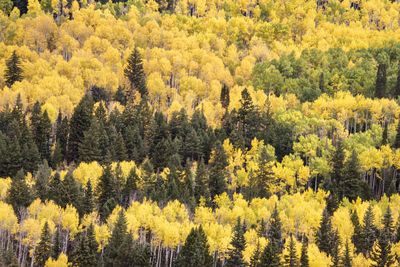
[351,210,363,254]
[48,173,63,207]
[4,51,23,88]
[382,206,395,241]
[382,123,388,145]
[72,224,98,267]
[342,240,352,267]
[34,222,52,267]
[250,241,262,267]
[34,160,51,202]
[103,210,128,267]
[194,159,210,204]
[52,227,61,259]
[68,94,94,163]
[82,180,94,215]
[176,225,213,267]
[208,141,228,201]
[341,150,363,202]
[226,217,247,267]
[360,204,377,256]
[261,239,282,267]
[122,168,139,208]
[220,84,230,109]
[55,114,69,160]
[78,119,102,163]
[300,237,309,267]
[284,235,298,267]
[394,120,400,149]
[375,63,387,98]
[330,230,341,267]
[7,169,33,217]
[124,48,148,98]
[330,140,345,198]
[268,204,283,252]
[86,224,99,266]
[236,88,260,148]
[97,165,117,222]
[315,208,333,255]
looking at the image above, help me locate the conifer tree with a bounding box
[7,169,33,217]
[48,173,63,207]
[122,168,139,208]
[300,237,309,267]
[394,120,400,149]
[268,204,283,252]
[220,84,230,109]
[176,225,213,267]
[52,227,61,260]
[86,224,99,266]
[371,206,395,267]
[341,150,363,201]
[61,172,83,213]
[382,123,388,145]
[103,210,128,266]
[194,159,210,204]
[360,205,377,256]
[72,224,98,267]
[68,94,94,163]
[208,141,228,201]
[315,208,333,255]
[55,114,68,160]
[34,160,51,202]
[261,239,282,267]
[78,119,102,163]
[351,210,363,254]
[250,241,262,267]
[124,48,148,98]
[34,222,52,267]
[330,230,341,267]
[342,241,352,267]
[237,88,260,148]
[226,218,247,267]
[375,63,387,98]
[330,140,345,198]
[82,180,94,215]
[97,165,117,222]
[5,51,23,88]
[284,234,298,267]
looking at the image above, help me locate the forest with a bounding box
[2,0,400,266]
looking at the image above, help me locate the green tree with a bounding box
[7,169,33,217]
[208,141,228,201]
[261,239,282,267]
[268,204,283,252]
[97,165,117,222]
[34,222,52,267]
[284,234,298,267]
[250,241,262,267]
[351,210,363,254]
[220,84,230,109]
[300,237,309,267]
[103,210,128,267]
[48,173,63,207]
[342,240,352,267]
[4,51,23,88]
[194,159,210,204]
[330,140,345,198]
[124,48,148,98]
[52,227,61,259]
[34,160,51,202]
[340,150,363,201]
[360,205,378,256]
[72,224,98,267]
[78,119,102,163]
[82,180,94,215]
[236,88,260,148]
[122,168,139,208]
[315,208,334,255]
[176,225,213,267]
[226,218,247,267]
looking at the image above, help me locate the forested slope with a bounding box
[2,0,400,266]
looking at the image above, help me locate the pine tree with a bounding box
[300,237,309,267]
[341,150,363,201]
[124,48,148,98]
[394,120,400,149]
[194,159,210,204]
[176,225,213,267]
[208,141,228,200]
[122,168,139,208]
[375,63,387,98]
[52,227,61,259]
[103,209,128,267]
[48,173,63,206]
[78,119,102,163]
[34,222,52,267]
[4,51,23,88]
[55,114,68,160]
[236,88,260,148]
[226,217,247,267]
[82,180,94,215]
[330,140,345,198]
[268,204,283,252]
[250,241,262,267]
[86,224,99,266]
[342,241,352,267]
[371,207,396,267]
[61,172,83,213]
[360,205,377,256]
[330,230,341,267]
[34,160,51,202]
[382,123,388,145]
[97,165,117,222]
[220,84,230,109]
[30,103,51,161]
[351,210,363,254]
[261,239,282,267]
[315,208,334,255]
[114,131,127,162]
[72,224,98,267]
[68,94,94,163]
[7,169,33,217]
[284,234,298,267]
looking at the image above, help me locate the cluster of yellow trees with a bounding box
[2,176,400,266]
[1,0,400,123]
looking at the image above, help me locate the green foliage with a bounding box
[300,237,309,267]
[34,222,52,267]
[284,235,298,267]
[7,169,33,216]
[226,217,247,267]
[124,48,148,98]
[4,51,23,88]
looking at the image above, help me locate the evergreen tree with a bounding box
[78,119,102,163]
[284,234,298,267]
[208,141,228,200]
[300,237,309,267]
[375,63,387,98]
[48,173,63,207]
[103,209,128,266]
[176,225,213,267]
[268,204,283,252]
[330,140,345,198]
[86,224,99,266]
[4,51,23,87]
[342,241,352,267]
[250,241,262,267]
[55,114,69,160]
[72,224,98,267]
[114,131,127,162]
[226,217,247,267]
[30,104,51,161]
[34,222,52,267]
[124,48,148,98]
[7,169,33,217]
[382,123,388,145]
[360,205,377,256]
[97,165,117,222]
[382,206,395,241]
[220,84,230,109]
[61,172,83,213]
[315,208,333,255]
[236,88,260,148]
[68,94,94,163]
[341,150,363,201]
[82,180,95,215]
[52,227,61,259]
[351,210,363,254]
[194,159,210,204]
[34,160,51,202]
[330,230,341,267]
[394,120,400,149]
[261,239,282,267]
[122,168,139,208]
